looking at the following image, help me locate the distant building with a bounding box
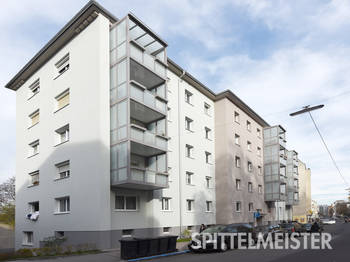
[311,200,319,219]
[319,205,329,217]
[293,161,311,223]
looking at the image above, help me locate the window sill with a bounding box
[186,211,195,213]
[206,138,213,141]
[54,140,69,147]
[161,210,173,213]
[186,183,195,186]
[53,69,69,80]
[54,176,70,182]
[114,209,138,212]
[186,156,195,160]
[185,129,194,133]
[234,121,240,125]
[54,212,70,215]
[22,243,34,247]
[206,162,213,165]
[28,122,39,130]
[27,153,39,159]
[205,211,214,213]
[235,144,240,147]
[27,184,39,188]
[27,92,39,101]
[54,104,70,114]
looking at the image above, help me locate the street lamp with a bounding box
[290,104,349,188]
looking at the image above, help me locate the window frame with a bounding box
[161,197,171,211]
[186,199,194,212]
[236,201,241,212]
[115,195,138,211]
[206,201,213,212]
[185,90,193,105]
[55,196,70,214]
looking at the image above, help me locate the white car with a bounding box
[322,219,336,225]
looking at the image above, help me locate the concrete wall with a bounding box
[215,98,270,225]
[15,14,111,249]
[293,160,311,223]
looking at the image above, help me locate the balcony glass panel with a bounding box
[117,20,126,45]
[130,84,167,114]
[144,52,154,70]
[145,171,155,183]
[130,125,167,150]
[117,42,126,59]
[130,44,143,62]
[155,61,166,77]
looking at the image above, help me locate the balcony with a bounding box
[279,136,286,149]
[111,167,168,190]
[130,124,167,157]
[280,155,287,167]
[130,82,167,124]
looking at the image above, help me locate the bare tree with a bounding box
[0,176,15,207]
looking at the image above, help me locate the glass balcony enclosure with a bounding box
[286,150,299,205]
[263,125,288,202]
[109,14,168,190]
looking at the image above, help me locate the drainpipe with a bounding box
[178,70,185,236]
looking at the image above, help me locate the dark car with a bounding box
[188,223,255,252]
[291,221,307,234]
[279,223,296,237]
[254,225,282,241]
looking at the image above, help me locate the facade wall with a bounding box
[215,98,268,225]
[293,160,311,223]
[15,15,111,249]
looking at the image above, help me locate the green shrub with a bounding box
[16,248,33,257]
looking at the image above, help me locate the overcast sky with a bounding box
[1,0,349,205]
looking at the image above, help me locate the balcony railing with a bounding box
[130,167,168,186]
[280,156,287,167]
[130,82,167,113]
[130,41,167,78]
[130,124,167,151]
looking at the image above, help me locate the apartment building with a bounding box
[285,150,299,220]
[5,1,304,250]
[215,92,271,225]
[293,160,311,223]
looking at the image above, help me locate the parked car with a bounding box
[321,218,336,225]
[279,222,305,237]
[188,223,255,252]
[254,225,283,241]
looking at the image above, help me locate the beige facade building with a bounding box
[293,160,311,223]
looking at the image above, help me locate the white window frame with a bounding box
[206,176,212,188]
[257,147,261,156]
[185,117,193,131]
[115,195,138,211]
[235,134,240,145]
[247,141,252,151]
[55,196,70,214]
[204,102,211,116]
[206,201,213,212]
[23,231,33,246]
[248,182,253,193]
[258,185,263,194]
[28,140,39,157]
[185,90,193,105]
[235,156,241,168]
[55,124,69,145]
[28,79,40,99]
[234,111,240,123]
[257,128,261,138]
[246,120,251,131]
[55,160,70,180]
[205,151,212,164]
[28,109,40,128]
[186,171,194,185]
[186,199,194,212]
[205,127,211,140]
[248,203,254,212]
[236,179,241,190]
[236,201,241,212]
[248,161,253,172]
[258,165,262,175]
[55,89,70,112]
[186,144,194,158]
[28,171,39,187]
[55,53,70,77]
[161,197,171,211]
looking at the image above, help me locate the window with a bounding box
[28,140,39,157]
[257,147,261,156]
[55,53,69,76]
[206,176,211,188]
[186,199,194,211]
[115,195,137,211]
[246,120,251,131]
[235,156,241,168]
[186,172,193,185]
[247,141,252,151]
[234,134,240,145]
[167,107,172,121]
[236,202,241,212]
[28,79,40,98]
[161,197,171,211]
[28,171,39,186]
[186,144,193,158]
[29,201,39,213]
[258,165,262,175]
[187,226,194,231]
[206,201,213,212]
[55,89,70,111]
[55,231,65,238]
[185,90,193,104]
[234,111,240,123]
[258,185,263,194]
[23,232,33,245]
[205,151,212,164]
[204,103,211,115]
[248,182,253,192]
[185,117,193,131]
[248,161,253,172]
[163,227,171,233]
[55,161,70,179]
[55,197,70,213]
[249,203,254,212]
[236,179,241,190]
[122,229,133,237]
[257,128,261,138]
[29,110,39,127]
[55,124,69,145]
[294,192,299,201]
[205,127,211,140]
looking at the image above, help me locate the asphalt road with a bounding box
[158,222,350,262]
